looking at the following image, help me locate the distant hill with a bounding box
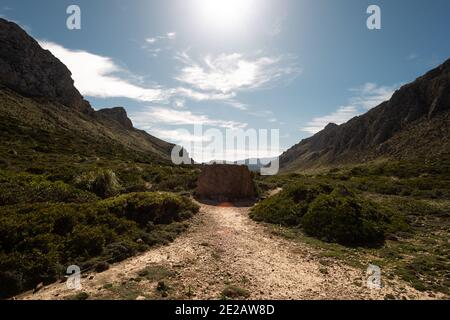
[207,157,278,172]
[279,59,450,172]
[0,18,182,164]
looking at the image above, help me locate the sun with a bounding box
[194,0,256,31]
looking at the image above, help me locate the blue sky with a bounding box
[1,0,449,162]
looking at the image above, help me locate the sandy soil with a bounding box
[18,203,437,300]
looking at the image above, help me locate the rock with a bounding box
[195,164,257,202]
[136,296,146,300]
[96,107,133,129]
[0,18,92,113]
[94,261,110,273]
[33,282,44,293]
[278,58,450,171]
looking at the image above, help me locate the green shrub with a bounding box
[0,170,98,206]
[0,192,199,299]
[74,169,122,198]
[251,182,403,247]
[250,182,330,226]
[301,191,386,246]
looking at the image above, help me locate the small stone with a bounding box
[33,282,44,294]
[136,296,146,300]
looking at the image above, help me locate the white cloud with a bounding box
[166,32,177,40]
[37,41,255,107]
[226,100,249,110]
[302,106,359,134]
[175,52,300,94]
[349,82,397,110]
[145,37,157,44]
[40,41,168,102]
[407,53,419,61]
[145,32,176,44]
[301,83,398,134]
[130,107,248,130]
[173,87,235,101]
[173,99,186,108]
[149,128,212,143]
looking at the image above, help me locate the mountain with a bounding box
[0,18,180,164]
[207,157,278,172]
[279,59,450,172]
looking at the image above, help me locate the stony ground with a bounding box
[18,203,437,300]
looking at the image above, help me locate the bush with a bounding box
[102,192,199,225]
[302,190,386,246]
[0,170,98,206]
[0,192,199,298]
[250,182,331,226]
[74,169,122,198]
[251,182,403,247]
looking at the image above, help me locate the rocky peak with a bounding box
[279,57,450,171]
[0,18,92,113]
[96,107,133,129]
[324,123,339,131]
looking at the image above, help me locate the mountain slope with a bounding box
[279,59,450,172]
[0,18,177,164]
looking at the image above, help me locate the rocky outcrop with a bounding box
[279,58,450,171]
[96,107,134,129]
[0,18,92,113]
[195,164,257,202]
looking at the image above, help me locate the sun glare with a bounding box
[195,0,256,31]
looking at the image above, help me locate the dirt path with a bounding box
[19,203,434,300]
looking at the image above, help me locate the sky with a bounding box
[1,0,449,162]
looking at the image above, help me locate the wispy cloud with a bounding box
[407,53,419,61]
[143,32,177,57]
[349,82,398,110]
[173,87,235,102]
[145,32,177,44]
[226,100,250,110]
[148,128,213,143]
[301,83,398,134]
[301,106,359,134]
[131,107,248,130]
[40,41,168,102]
[175,52,301,94]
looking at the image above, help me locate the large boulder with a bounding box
[0,18,92,113]
[195,164,257,202]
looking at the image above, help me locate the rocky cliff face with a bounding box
[0,18,180,162]
[96,107,134,129]
[0,18,92,113]
[195,164,257,202]
[279,58,450,171]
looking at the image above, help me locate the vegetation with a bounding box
[254,158,450,296]
[252,182,405,247]
[0,192,199,299]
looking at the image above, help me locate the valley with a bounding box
[0,16,449,302]
[18,202,439,300]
